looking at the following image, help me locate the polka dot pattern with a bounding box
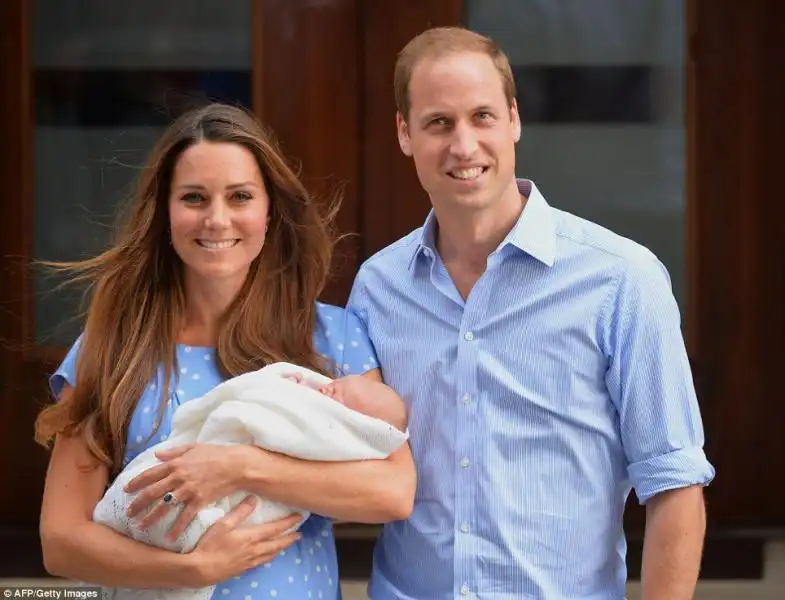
[48,302,380,600]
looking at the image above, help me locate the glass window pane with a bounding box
[466,0,688,319]
[32,0,253,346]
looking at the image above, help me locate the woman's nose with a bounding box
[204,199,231,229]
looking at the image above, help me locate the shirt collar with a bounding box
[408,179,557,270]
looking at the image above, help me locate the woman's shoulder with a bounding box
[49,333,85,400]
[49,335,218,400]
[314,302,379,376]
[314,301,347,320]
[314,302,366,340]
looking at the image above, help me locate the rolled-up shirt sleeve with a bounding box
[602,253,715,504]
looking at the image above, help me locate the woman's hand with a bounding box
[125,443,243,540]
[190,497,303,586]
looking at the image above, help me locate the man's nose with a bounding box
[449,123,479,159]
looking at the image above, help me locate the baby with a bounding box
[92,363,408,600]
[284,371,408,431]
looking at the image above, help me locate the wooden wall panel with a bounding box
[255,0,362,306]
[2,0,784,580]
[0,0,45,530]
[693,0,785,527]
[686,0,699,356]
[361,1,464,256]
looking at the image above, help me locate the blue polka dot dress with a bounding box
[50,303,381,600]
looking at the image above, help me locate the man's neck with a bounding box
[435,190,525,271]
[432,184,526,301]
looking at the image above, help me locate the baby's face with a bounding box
[284,372,378,411]
[327,375,372,408]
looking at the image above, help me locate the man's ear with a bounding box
[510,99,522,143]
[396,112,413,157]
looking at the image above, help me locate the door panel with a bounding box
[361,1,464,255]
[1,0,257,540]
[255,0,362,305]
[1,0,784,580]
[691,0,785,527]
[464,0,689,532]
[467,0,690,316]
[0,0,38,530]
[32,0,254,348]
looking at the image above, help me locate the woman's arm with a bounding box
[235,369,416,523]
[41,429,206,587]
[41,386,300,587]
[125,369,416,528]
[236,444,415,523]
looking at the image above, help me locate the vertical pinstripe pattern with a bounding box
[347,180,715,600]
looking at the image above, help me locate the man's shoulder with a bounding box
[356,227,423,278]
[554,208,662,271]
[552,208,674,310]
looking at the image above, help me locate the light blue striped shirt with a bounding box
[347,179,715,600]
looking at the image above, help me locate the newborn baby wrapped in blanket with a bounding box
[93,362,408,600]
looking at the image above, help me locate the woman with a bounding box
[34,103,415,599]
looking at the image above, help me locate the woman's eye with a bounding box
[182,193,204,204]
[233,191,253,202]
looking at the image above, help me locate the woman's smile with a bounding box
[195,238,241,250]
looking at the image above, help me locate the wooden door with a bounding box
[357,0,785,534]
[0,0,45,570]
[689,0,785,529]
[352,0,785,539]
[0,0,368,576]
[254,0,363,306]
[2,0,783,580]
[0,0,462,576]
[255,0,462,296]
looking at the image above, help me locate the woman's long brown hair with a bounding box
[34,103,340,475]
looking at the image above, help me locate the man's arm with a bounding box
[602,255,714,598]
[640,486,706,600]
[234,368,416,524]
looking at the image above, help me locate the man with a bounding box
[347,26,714,600]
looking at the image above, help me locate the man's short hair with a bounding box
[394,26,517,121]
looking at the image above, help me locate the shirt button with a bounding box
[460,583,470,595]
[460,522,470,533]
[460,457,470,468]
[462,393,471,404]
[463,331,474,341]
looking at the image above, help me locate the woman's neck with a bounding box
[179,272,246,346]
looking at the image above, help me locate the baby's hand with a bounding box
[283,372,325,392]
[282,372,348,405]
[283,373,304,385]
[318,383,345,405]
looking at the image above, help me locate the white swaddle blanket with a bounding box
[93,362,408,600]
